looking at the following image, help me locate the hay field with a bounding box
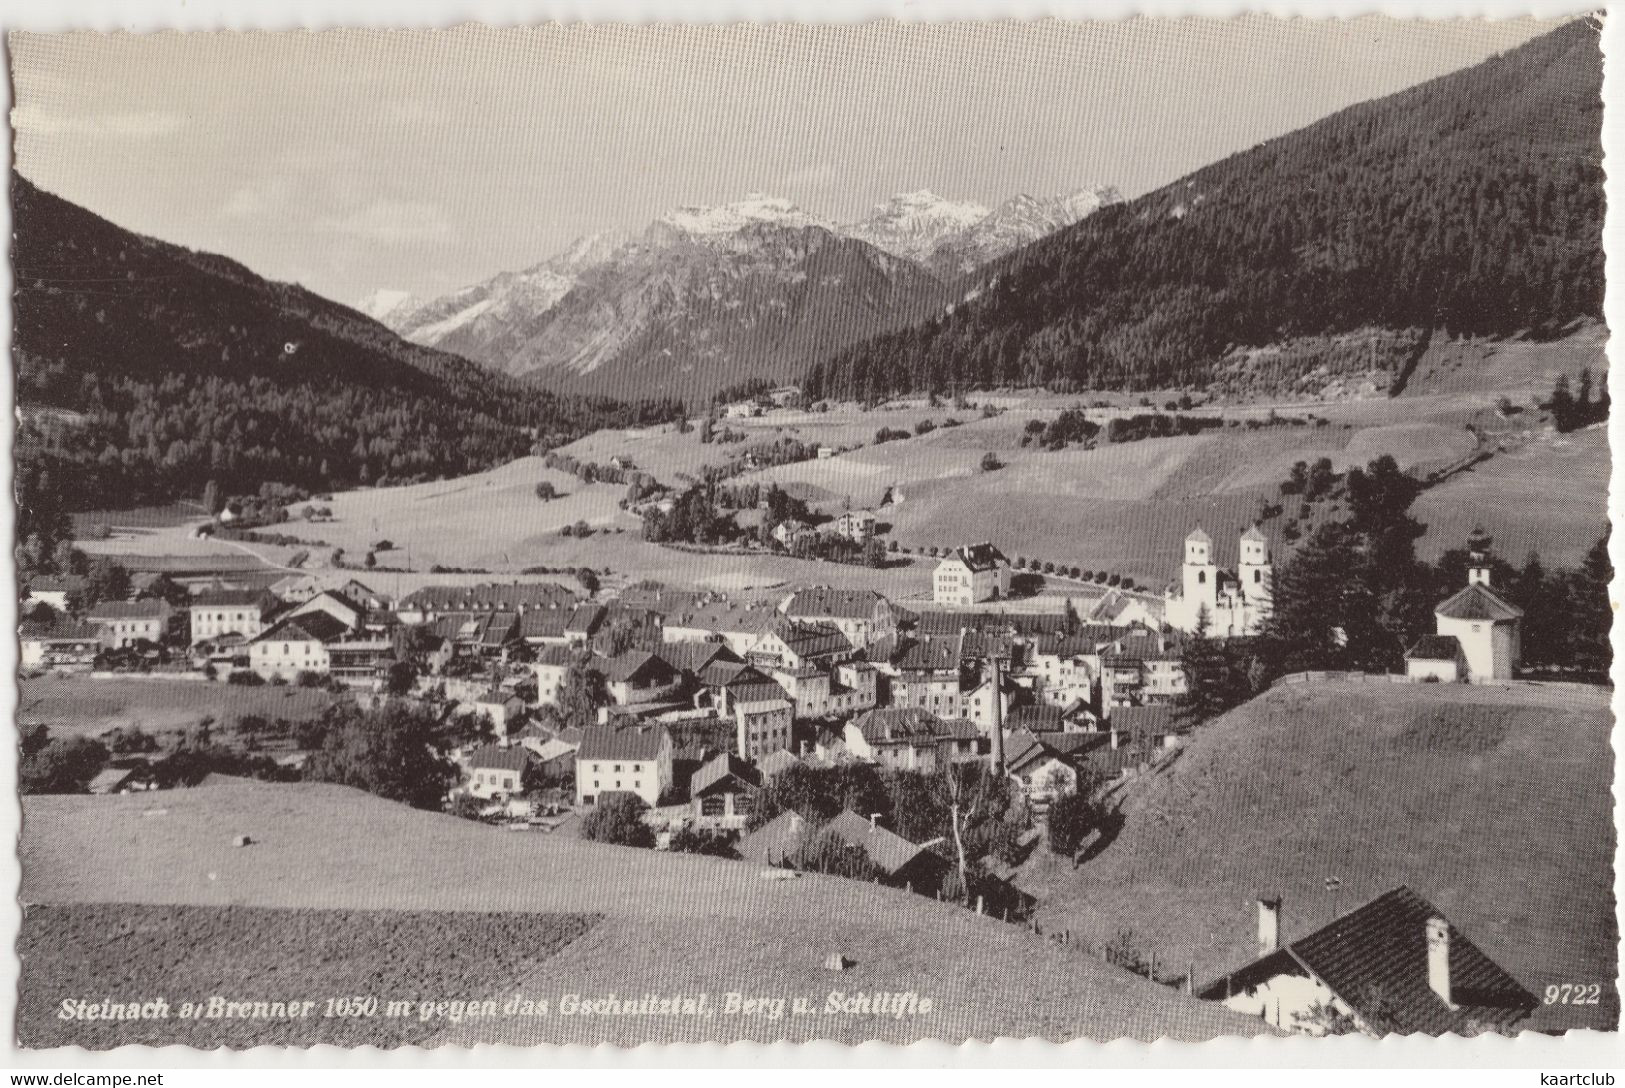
[18,675,337,741]
[1018,679,1617,1034]
[21,778,1267,1046]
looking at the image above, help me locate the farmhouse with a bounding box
[1164,526,1273,638]
[819,810,953,897]
[576,724,674,807]
[1198,888,1536,1036]
[782,586,897,649]
[19,620,101,671]
[664,602,779,656]
[752,617,856,670]
[1431,533,1522,681]
[689,752,761,828]
[1004,730,1084,803]
[933,543,1011,605]
[845,707,982,772]
[286,589,366,631]
[533,645,584,705]
[189,588,273,643]
[325,638,396,688]
[464,745,532,801]
[247,612,350,681]
[602,651,685,706]
[86,599,171,649]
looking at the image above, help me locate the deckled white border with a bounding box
[0,0,1618,1075]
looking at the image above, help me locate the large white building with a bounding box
[1164,526,1272,637]
[933,543,1011,605]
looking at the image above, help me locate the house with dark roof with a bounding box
[734,697,794,759]
[752,617,855,669]
[782,586,896,649]
[1198,888,1537,1036]
[461,744,533,800]
[1406,634,1466,683]
[86,598,172,649]
[602,650,685,706]
[656,640,741,678]
[247,611,351,681]
[575,724,673,807]
[688,752,761,828]
[845,708,983,772]
[932,542,1011,605]
[397,581,577,623]
[820,810,952,896]
[1432,533,1523,681]
[23,574,89,613]
[662,602,779,655]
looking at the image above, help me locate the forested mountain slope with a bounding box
[805,21,1603,402]
[12,173,677,536]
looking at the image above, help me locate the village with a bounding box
[19,494,1565,1037]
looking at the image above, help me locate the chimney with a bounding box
[1257,897,1282,956]
[1426,917,1457,1009]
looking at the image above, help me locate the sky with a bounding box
[11,17,1571,305]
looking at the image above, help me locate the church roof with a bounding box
[1241,524,1267,542]
[1185,527,1212,545]
[1406,634,1462,662]
[1435,584,1523,623]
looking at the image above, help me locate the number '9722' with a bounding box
[1544,983,1604,1005]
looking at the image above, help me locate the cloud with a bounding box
[12,103,187,139]
[220,177,295,220]
[319,199,454,246]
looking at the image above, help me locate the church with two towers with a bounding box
[1164,525,1274,637]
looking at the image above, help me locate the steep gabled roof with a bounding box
[823,810,935,877]
[691,752,761,797]
[1202,887,1535,1036]
[940,542,1008,572]
[767,617,853,659]
[1435,583,1524,622]
[602,650,680,684]
[254,611,349,645]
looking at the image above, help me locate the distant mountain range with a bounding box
[807,20,1605,403]
[362,185,1119,398]
[11,173,677,519]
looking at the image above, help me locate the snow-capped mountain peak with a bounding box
[355,287,421,325]
[654,193,828,238]
[838,190,992,262]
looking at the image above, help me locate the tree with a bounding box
[980,451,1003,472]
[1047,789,1104,858]
[364,551,378,569]
[1175,606,1253,725]
[450,793,487,821]
[202,478,222,515]
[304,701,457,811]
[575,567,601,595]
[535,480,559,501]
[581,793,655,847]
[21,735,108,794]
[790,829,883,881]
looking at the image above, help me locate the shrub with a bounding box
[668,826,737,857]
[581,793,655,848]
[1047,790,1101,857]
[980,451,1003,472]
[227,671,265,687]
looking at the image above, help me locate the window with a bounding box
[1253,570,1262,583]
[615,780,622,788]
[1198,571,1207,584]
[593,780,600,788]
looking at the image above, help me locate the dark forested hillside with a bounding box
[805,21,1603,402]
[12,173,680,525]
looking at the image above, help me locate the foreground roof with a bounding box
[1200,886,1536,1036]
[1406,634,1463,661]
